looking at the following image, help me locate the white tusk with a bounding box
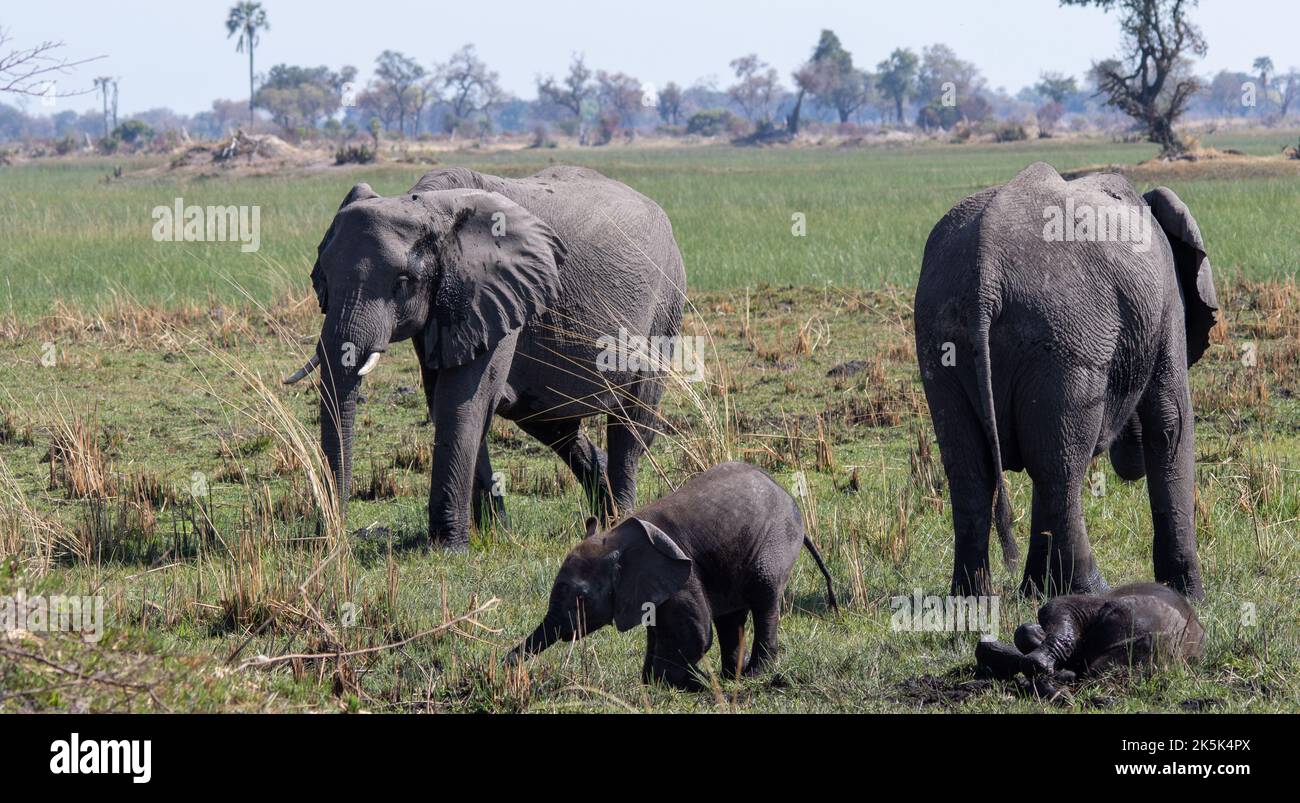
[356,351,382,376]
[282,353,320,385]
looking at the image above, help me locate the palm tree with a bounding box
[93,76,113,138]
[226,2,269,127]
[1253,57,1275,113]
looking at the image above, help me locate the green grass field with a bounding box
[2,130,1297,315]
[0,134,1297,712]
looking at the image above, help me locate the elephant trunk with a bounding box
[505,618,562,665]
[315,302,389,512]
[319,350,360,510]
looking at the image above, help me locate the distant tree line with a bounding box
[2,2,1297,149]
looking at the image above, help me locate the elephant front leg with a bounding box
[713,609,749,680]
[427,341,513,549]
[641,627,657,684]
[646,655,706,691]
[427,435,479,550]
[1021,596,1099,678]
[1014,622,1046,653]
[471,438,510,531]
[643,606,712,691]
[1138,364,1204,600]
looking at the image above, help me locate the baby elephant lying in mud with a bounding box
[975,583,1203,696]
[506,462,837,690]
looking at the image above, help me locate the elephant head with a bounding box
[506,517,692,663]
[284,182,564,507]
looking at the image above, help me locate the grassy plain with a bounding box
[0,131,1296,711]
[2,129,1298,314]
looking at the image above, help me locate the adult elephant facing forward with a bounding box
[915,162,1218,599]
[285,166,686,548]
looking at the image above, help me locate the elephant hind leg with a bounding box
[1020,478,1107,597]
[744,590,781,676]
[1136,347,1204,599]
[929,395,999,596]
[947,471,997,597]
[1017,372,1109,597]
[606,373,667,518]
[515,417,610,520]
[975,638,1030,679]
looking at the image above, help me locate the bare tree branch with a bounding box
[0,28,105,97]
[1067,0,1205,154]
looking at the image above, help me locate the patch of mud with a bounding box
[895,673,993,708]
[1179,697,1224,712]
[826,359,868,377]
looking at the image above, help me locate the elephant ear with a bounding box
[311,182,380,313]
[611,518,692,632]
[1144,187,1219,366]
[422,191,565,369]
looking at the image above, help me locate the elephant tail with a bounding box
[803,536,839,613]
[973,310,1018,573]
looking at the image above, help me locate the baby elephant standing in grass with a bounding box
[975,583,1203,697]
[506,462,837,690]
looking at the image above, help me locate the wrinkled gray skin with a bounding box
[506,462,838,690]
[292,167,685,547]
[975,582,1204,696]
[915,162,1219,599]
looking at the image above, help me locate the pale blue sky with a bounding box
[6,0,1296,115]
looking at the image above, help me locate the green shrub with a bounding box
[111,119,155,145]
[529,125,554,149]
[993,122,1028,143]
[334,144,376,165]
[594,112,619,145]
[686,109,739,137]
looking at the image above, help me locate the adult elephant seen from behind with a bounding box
[284,166,686,548]
[915,162,1218,599]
